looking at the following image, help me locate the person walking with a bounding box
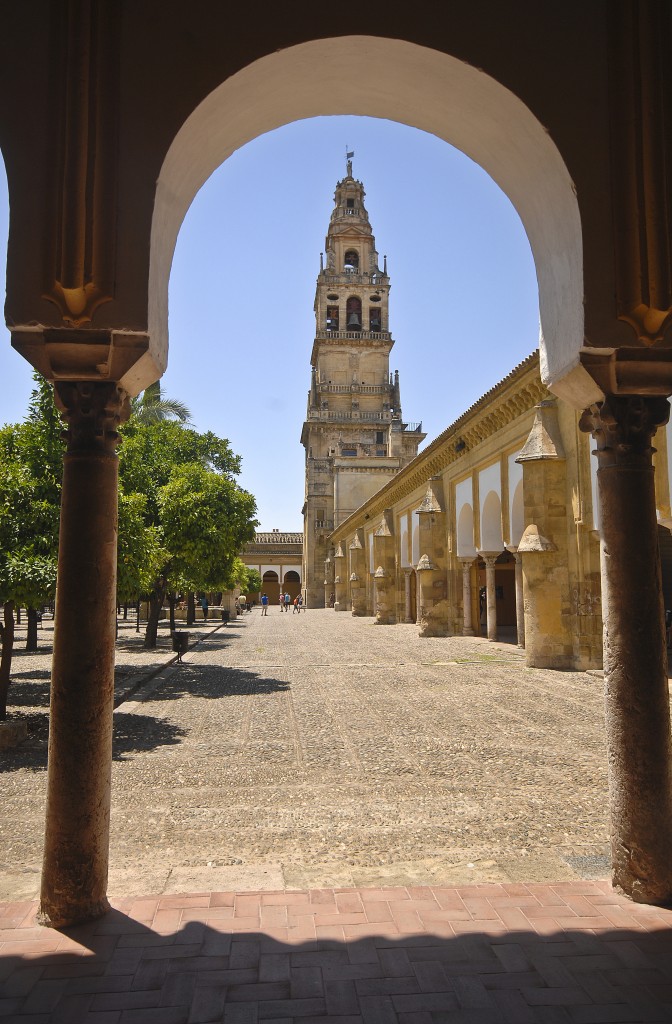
[284,591,291,612]
[200,594,209,621]
[261,593,269,615]
[279,592,284,612]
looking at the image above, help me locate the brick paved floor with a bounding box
[2,881,672,1022]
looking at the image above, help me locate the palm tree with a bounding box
[130,382,192,425]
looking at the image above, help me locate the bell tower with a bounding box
[301,159,426,607]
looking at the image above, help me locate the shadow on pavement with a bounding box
[145,664,290,703]
[2,903,672,1022]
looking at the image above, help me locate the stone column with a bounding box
[580,396,672,905]
[323,556,334,609]
[459,558,475,636]
[372,511,396,624]
[403,569,413,623]
[509,548,525,648]
[516,400,573,669]
[414,479,450,636]
[39,382,129,928]
[333,544,346,611]
[373,566,394,624]
[349,532,367,616]
[481,554,498,642]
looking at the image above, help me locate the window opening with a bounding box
[344,249,359,272]
[346,295,362,330]
[326,305,339,330]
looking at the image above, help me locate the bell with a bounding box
[347,312,361,329]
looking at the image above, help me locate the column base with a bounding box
[38,895,110,930]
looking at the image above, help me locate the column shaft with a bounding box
[581,397,672,904]
[404,570,412,623]
[461,561,475,636]
[484,557,497,642]
[39,383,127,927]
[513,553,525,648]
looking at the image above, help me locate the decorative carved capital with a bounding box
[55,382,130,455]
[579,395,669,469]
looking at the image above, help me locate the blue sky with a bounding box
[0,116,539,532]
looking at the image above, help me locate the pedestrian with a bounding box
[292,596,298,614]
[200,594,209,621]
[284,591,291,612]
[261,593,269,615]
[297,594,303,613]
[279,592,284,611]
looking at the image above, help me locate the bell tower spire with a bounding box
[301,162,426,608]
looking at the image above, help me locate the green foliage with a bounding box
[119,420,242,523]
[157,463,257,591]
[0,378,64,606]
[1,554,57,608]
[241,566,262,594]
[116,493,167,602]
[130,381,192,426]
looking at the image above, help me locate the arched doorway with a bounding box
[283,570,301,602]
[262,570,280,606]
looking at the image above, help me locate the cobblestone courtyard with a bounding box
[1,610,611,902]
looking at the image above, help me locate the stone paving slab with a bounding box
[2,881,672,1022]
[0,609,617,903]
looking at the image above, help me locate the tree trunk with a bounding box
[123,604,128,620]
[26,607,39,652]
[144,580,167,649]
[168,592,176,632]
[0,601,15,721]
[186,591,195,626]
[16,606,21,625]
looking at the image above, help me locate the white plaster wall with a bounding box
[507,455,524,546]
[412,516,420,566]
[399,513,410,567]
[455,478,476,557]
[479,463,504,551]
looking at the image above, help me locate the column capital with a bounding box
[55,381,130,456]
[579,395,669,469]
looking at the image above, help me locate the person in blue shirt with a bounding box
[261,593,269,615]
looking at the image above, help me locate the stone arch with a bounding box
[481,490,504,553]
[283,569,301,602]
[148,36,583,401]
[262,569,280,606]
